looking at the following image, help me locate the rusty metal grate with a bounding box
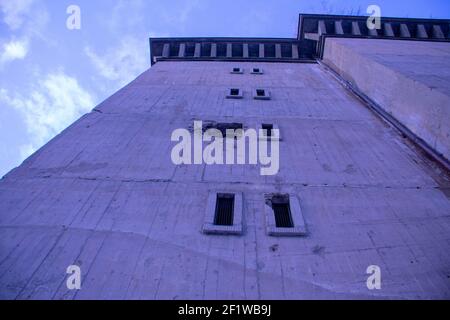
[214,194,235,226]
[273,202,294,228]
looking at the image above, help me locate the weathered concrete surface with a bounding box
[322,38,450,162]
[1,61,450,300]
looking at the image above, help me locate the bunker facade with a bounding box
[1,14,450,299]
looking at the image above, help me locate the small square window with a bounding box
[230,67,243,74]
[264,194,307,237]
[251,68,263,74]
[227,88,243,99]
[253,89,271,100]
[203,192,243,235]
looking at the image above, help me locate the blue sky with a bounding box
[0,0,449,177]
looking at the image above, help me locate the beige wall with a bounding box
[323,38,450,162]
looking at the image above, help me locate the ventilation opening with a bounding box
[230,88,240,96]
[231,67,243,74]
[341,21,352,34]
[169,43,180,57]
[232,44,243,57]
[201,43,212,56]
[248,43,259,57]
[185,43,195,57]
[280,44,292,58]
[153,44,164,57]
[227,88,243,99]
[214,194,235,226]
[262,124,273,137]
[252,68,263,74]
[254,88,270,100]
[271,195,294,228]
[264,44,276,58]
[217,43,227,57]
[390,23,401,37]
[203,121,243,136]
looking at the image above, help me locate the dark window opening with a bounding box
[280,44,292,58]
[230,88,240,96]
[203,121,243,136]
[185,43,195,57]
[262,124,274,136]
[248,44,259,58]
[389,23,401,37]
[251,68,264,75]
[169,43,180,57]
[226,88,243,99]
[217,43,227,57]
[201,43,212,56]
[153,44,163,57]
[264,44,276,58]
[341,20,352,34]
[256,89,266,97]
[214,194,235,226]
[271,195,294,228]
[232,44,243,57]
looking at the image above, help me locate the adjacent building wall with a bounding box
[322,38,450,162]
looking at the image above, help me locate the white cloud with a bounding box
[0,0,49,67]
[84,36,148,87]
[106,0,145,32]
[0,72,95,156]
[0,0,34,30]
[0,39,28,65]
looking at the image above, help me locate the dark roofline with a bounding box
[149,37,316,65]
[149,14,450,65]
[298,13,450,39]
[297,13,450,57]
[151,37,298,41]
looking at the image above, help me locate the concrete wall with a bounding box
[322,38,450,162]
[1,61,450,299]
